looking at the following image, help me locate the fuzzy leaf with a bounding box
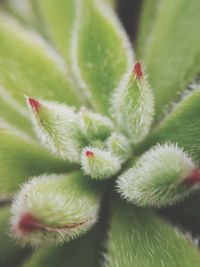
[0,207,30,267]
[11,172,102,246]
[106,132,131,161]
[27,98,82,163]
[111,63,154,144]
[81,147,121,180]
[22,226,99,267]
[71,0,133,113]
[117,144,199,207]
[0,123,71,198]
[145,0,200,120]
[0,13,81,109]
[38,0,116,67]
[138,88,200,162]
[79,109,114,141]
[106,198,200,267]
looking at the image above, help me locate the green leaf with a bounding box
[27,98,83,163]
[0,13,81,110]
[22,226,99,267]
[0,207,30,267]
[136,0,161,58]
[81,146,121,180]
[0,124,73,198]
[71,0,133,114]
[11,172,102,246]
[79,109,114,141]
[145,0,200,121]
[111,62,154,144]
[38,0,76,67]
[117,144,199,207]
[106,197,200,267]
[3,0,45,34]
[106,132,131,162]
[0,95,32,136]
[137,88,200,162]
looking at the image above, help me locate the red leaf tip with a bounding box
[18,213,40,233]
[86,151,94,158]
[28,97,41,113]
[133,62,143,80]
[184,169,200,186]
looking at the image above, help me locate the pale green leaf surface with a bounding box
[136,0,162,58]
[0,13,81,110]
[107,197,200,267]
[118,144,196,208]
[3,0,44,34]
[11,172,102,246]
[0,126,73,197]
[137,88,200,162]
[0,96,32,135]
[22,226,98,267]
[145,0,200,121]
[111,65,154,144]
[72,0,133,114]
[38,0,76,68]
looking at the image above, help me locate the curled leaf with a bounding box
[11,172,101,246]
[117,144,199,207]
[111,62,154,144]
[81,146,121,180]
[27,98,82,163]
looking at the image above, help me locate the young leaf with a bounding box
[0,13,81,108]
[81,147,121,180]
[145,0,200,120]
[71,0,133,113]
[27,98,82,163]
[117,144,200,207]
[22,226,99,267]
[11,172,102,247]
[138,88,200,162]
[106,197,200,267]
[0,123,72,198]
[106,132,131,161]
[79,109,114,141]
[111,63,154,144]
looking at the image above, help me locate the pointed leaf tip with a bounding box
[17,213,40,234]
[27,97,41,113]
[184,169,200,186]
[81,147,121,180]
[27,99,82,162]
[117,144,199,207]
[11,173,101,246]
[111,63,154,144]
[133,62,143,80]
[86,151,94,158]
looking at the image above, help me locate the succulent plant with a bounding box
[1,0,200,266]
